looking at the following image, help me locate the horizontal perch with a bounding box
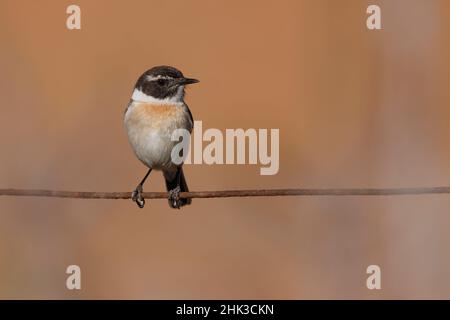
[1,187,450,200]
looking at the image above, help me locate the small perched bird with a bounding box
[124,66,199,209]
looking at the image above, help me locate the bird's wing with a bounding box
[124,99,133,115]
[184,103,194,133]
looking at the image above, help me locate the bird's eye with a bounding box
[157,79,167,86]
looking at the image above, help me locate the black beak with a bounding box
[178,77,199,86]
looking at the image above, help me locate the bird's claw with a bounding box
[168,186,182,209]
[131,185,145,209]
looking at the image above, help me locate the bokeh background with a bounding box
[0,0,449,299]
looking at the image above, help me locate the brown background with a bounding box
[0,0,450,299]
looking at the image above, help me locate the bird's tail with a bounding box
[164,167,192,208]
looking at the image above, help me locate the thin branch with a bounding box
[1,187,450,200]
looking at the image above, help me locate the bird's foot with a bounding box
[168,186,182,209]
[131,184,145,208]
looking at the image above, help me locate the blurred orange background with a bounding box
[0,0,450,299]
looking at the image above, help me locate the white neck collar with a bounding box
[131,87,184,105]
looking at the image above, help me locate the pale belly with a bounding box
[124,101,192,170]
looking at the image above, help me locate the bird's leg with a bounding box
[168,168,182,209]
[131,184,145,208]
[132,169,152,208]
[168,186,181,209]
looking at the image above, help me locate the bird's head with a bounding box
[132,65,199,103]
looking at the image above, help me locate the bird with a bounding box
[124,66,199,209]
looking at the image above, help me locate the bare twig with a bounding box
[1,187,450,200]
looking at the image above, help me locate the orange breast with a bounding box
[125,102,192,132]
